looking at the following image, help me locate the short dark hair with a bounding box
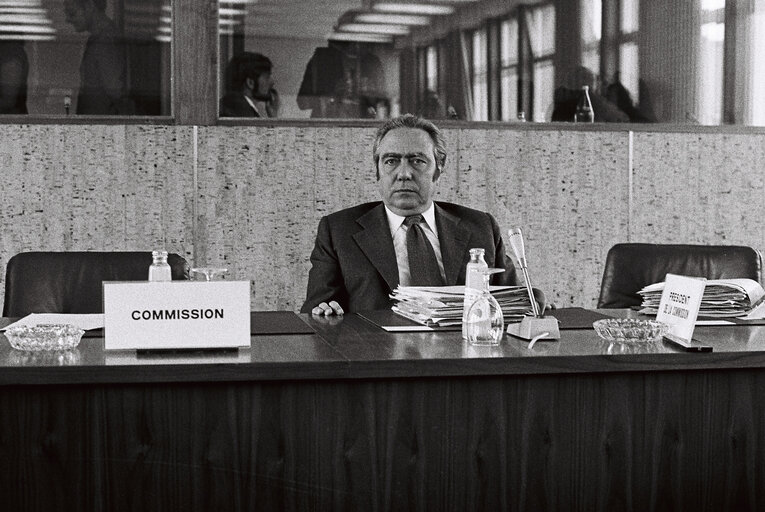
[225,52,272,92]
[372,114,447,179]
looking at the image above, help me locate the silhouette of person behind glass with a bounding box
[0,41,28,114]
[551,66,628,122]
[64,0,134,114]
[605,76,655,123]
[297,41,387,118]
[220,52,279,118]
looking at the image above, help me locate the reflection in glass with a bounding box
[0,41,28,114]
[220,52,278,117]
[219,0,765,124]
[471,28,488,121]
[191,267,228,281]
[500,18,518,121]
[7,348,82,366]
[0,0,171,116]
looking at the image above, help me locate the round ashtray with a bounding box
[593,318,669,343]
[4,324,85,352]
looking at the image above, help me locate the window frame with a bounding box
[0,0,762,132]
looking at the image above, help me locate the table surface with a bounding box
[3,309,765,385]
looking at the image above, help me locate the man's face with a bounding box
[64,0,90,32]
[376,127,440,216]
[252,72,274,101]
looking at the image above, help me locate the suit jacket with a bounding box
[301,201,521,313]
[219,93,260,117]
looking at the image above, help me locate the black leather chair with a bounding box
[597,243,762,309]
[2,251,190,317]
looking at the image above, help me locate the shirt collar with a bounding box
[383,202,437,237]
[243,95,262,116]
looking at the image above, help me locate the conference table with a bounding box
[2,310,765,511]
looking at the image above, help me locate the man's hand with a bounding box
[311,300,344,316]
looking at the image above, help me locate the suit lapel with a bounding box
[436,204,472,284]
[353,204,400,291]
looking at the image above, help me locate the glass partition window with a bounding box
[0,0,171,116]
[526,5,555,122]
[619,0,639,101]
[4,0,763,124]
[471,28,488,121]
[580,0,601,74]
[500,18,518,121]
[698,0,725,124]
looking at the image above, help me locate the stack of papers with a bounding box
[638,278,765,318]
[390,285,534,327]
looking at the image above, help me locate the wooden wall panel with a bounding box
[195,126,379,310]
[0,125,194,292]
[631,132,765,249]
[196,126,628,310]
[0,124,763,312]
[451,128,630,307]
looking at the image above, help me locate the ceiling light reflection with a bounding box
[0,23,54,33]
[329,32,393,43]
[218,8,247,16]
[0,0,43,6]
[0,33,52,40]
[355,13,430,25]
[0,14,50,23]
[373,3,454,15]
[337,23,409,35]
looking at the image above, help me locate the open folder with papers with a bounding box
[390,285,534,328]
[638,278,765,318]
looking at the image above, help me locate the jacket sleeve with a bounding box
[300,216,350,312]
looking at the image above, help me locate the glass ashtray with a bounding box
[593,318,669,343]
[4,324,85,352]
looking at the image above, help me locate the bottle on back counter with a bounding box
[149,250,172,282]
[574,85,594,123]
[462,248,488,340]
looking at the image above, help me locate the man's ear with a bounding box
[245,77,255,91]
[433,165,442,181]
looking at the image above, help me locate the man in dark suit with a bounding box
[220,52,278,118]
[301,114,521,316]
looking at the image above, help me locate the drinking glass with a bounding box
[465,268,505,346]
[191,267,228,281]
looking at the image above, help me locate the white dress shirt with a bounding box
[244,95,264,117]
[384,203,446,286]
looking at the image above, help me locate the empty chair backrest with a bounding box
[597,243,762,309]
[2,251,190,316]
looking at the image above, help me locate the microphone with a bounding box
[506,227,560,342]
[507,227,540,317]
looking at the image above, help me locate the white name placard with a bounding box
[103,281,251,350]
[656,273,706,341]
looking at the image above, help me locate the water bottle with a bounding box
[462,248,488,340]
[148,250,172,282]
[574,85,594,123]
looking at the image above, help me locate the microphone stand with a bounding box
[506,228,560,343]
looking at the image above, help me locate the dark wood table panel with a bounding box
[3,312,765,510]
[2,369,765,511]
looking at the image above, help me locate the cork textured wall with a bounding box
[0,124,763,311]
